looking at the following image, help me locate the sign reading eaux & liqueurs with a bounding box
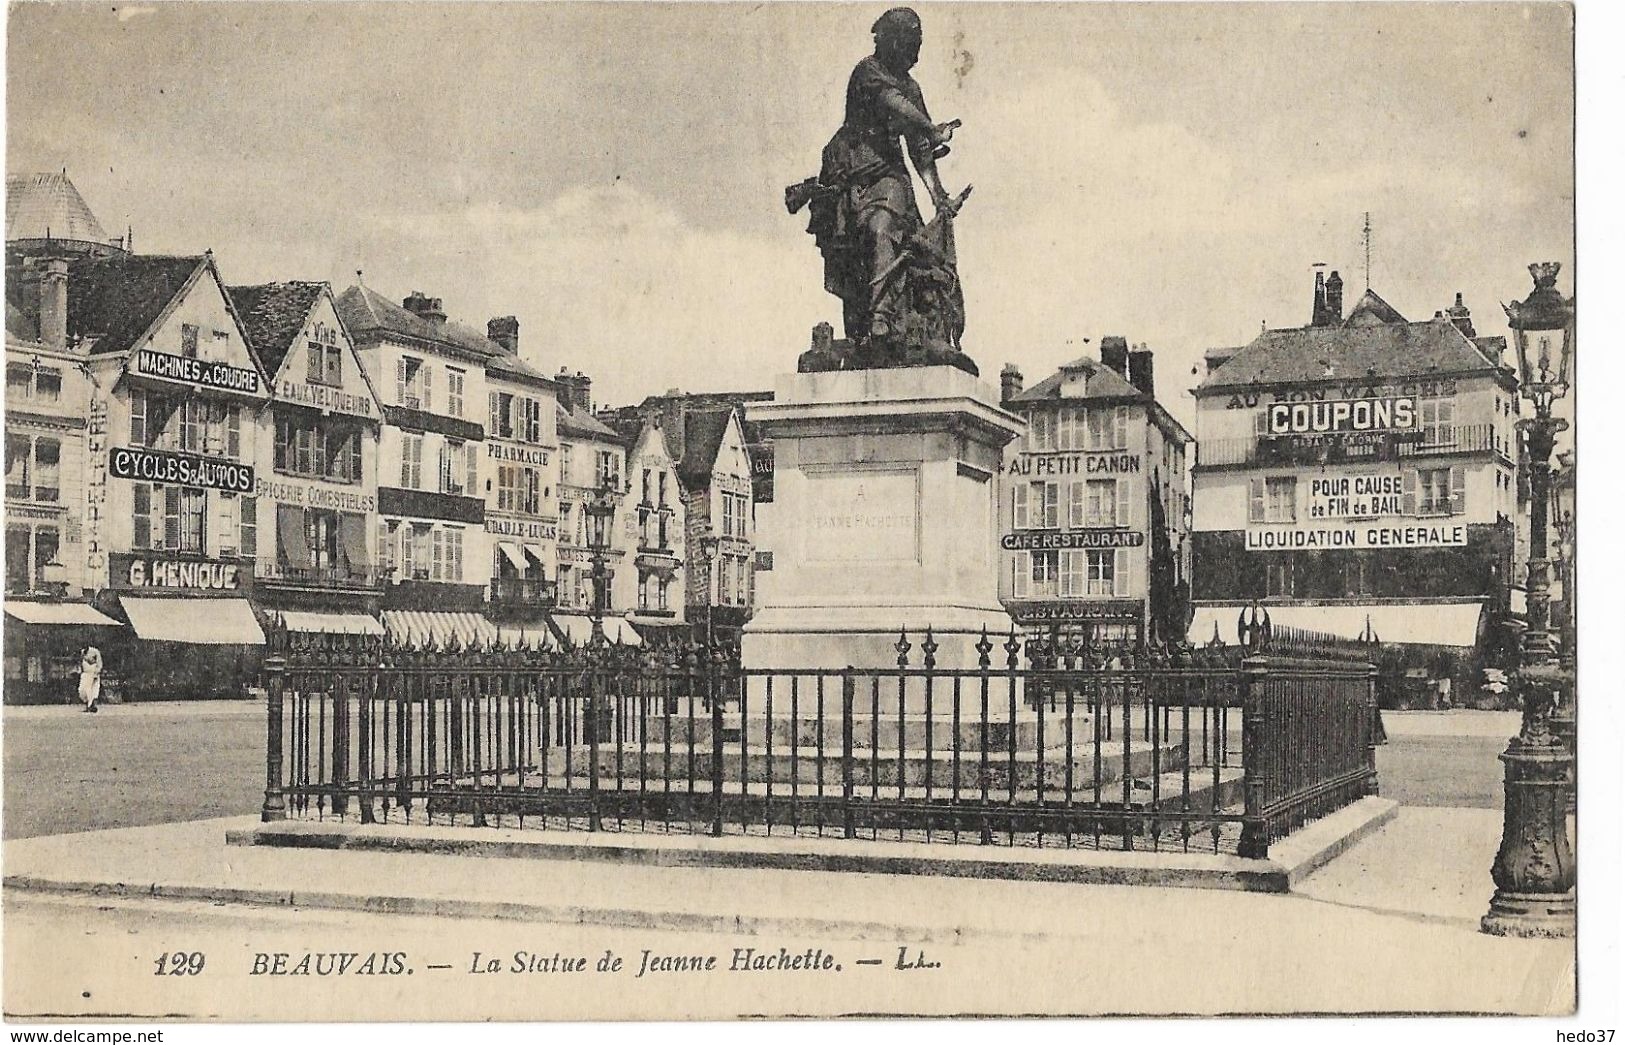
[135,349,260,393]
[1245,523,1467,551]
[110,447,253,492]
[1002,530,1144,550]
[1267,396,1416,436]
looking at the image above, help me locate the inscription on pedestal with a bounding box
[803,468,919,564]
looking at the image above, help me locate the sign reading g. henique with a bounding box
[1245,523,1466,551]
[135,349,260,393]
[110,447,254,492]
[1001,530,1144,551]
[1266,397,1416,436]
[113,553,243,591]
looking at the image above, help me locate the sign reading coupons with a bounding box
[135,349,260,393]
[109,446,254,492]
[1002,530,1144,551]
[1267,397,1416,436]
[1245,523,1466,551]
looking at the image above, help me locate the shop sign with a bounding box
[278,379,375,417]
[1256,430,1421,466]
[1009,600,1142,625]
[558,547,596,565]
[110,447,254,492]
[747,442,775,503]
[1306,473,1405,520]
[755,550,774,572]
[1008,453,1140,477]
[486,516,559,541]
[1244,523,1467,551]
[1002,530,1144,551]
[253,476,376,513]
[1266,397,1416,436]
[717,474,752,496]
[488,443,550,466]
[1223,378,1456,409]
[112,552,244,591]
[135,349,260,393]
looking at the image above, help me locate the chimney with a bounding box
[487,315,519,354]
[39,258,69,351]
[1127,347,1155,398]
[1325,271,1344,324]
[999,363,1024,403]
[402,291,446,324]
[1100,336,1129,378]
[661,397,687,460]
[556,367,578,412]
[574,370,592,414]
[1310,269,1332,327]
[1444,292,1476,338]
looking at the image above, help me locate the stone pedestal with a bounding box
[743,366,1024,670]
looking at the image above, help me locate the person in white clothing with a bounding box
[78,645,103,713]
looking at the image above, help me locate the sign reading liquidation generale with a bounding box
[135,349,260,393]
[1245,524,1467,550]
[110,447,254,492]
[1266,397,1416,436]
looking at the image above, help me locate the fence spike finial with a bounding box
[975,626,993,669]
[895,627,912,669]
[1003,626,1021,669]
[921,625,938,670]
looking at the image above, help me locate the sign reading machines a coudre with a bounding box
[110,447,254,492]
[1266,397,1416,436]
[135,349,260,393]
[1245,523,1467,551]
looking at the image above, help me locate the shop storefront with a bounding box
[105,552,266,700]
[3,600,124,704]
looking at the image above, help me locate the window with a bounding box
[178,399,208,453]
[658,472,669,508]
[1265,558,1295,598]
[524,397,541,443]
[397,356,428,410]
[441,440,464,494]
[31,526,58,586]
[6,364,30,399]
[1249,476,1297,523]
[162,487,206,553]
[446,369,465,418]
[560,444,573,484]
[401,433,423,488]
[5,525,29,593]
[1057,407,1084,451]
[596,451,620,490]
[719,557,733,605]
[1086,407,1129,451]
[240,495,257,558]
[1414,466,1463,516]
[1419,396,1456,447]
[7,363,61,403]
[1029,550,1059,597]
[1030,481,1059,529]
[377,520,396,577]
[5,434,30,500]
[1085,478,1118,527]
[1061,549,1085,595]
[559,503,573,545]
[523,469,540,515]
[722,491,738,538]
[1028,410,1055,451]
[489,392,513,438]
[214,495,238,557]
[181,323,199,358]
[1085,549,1116,596]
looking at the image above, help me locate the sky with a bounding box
[5,2,1574,424]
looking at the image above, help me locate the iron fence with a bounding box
[260,618,1377,858]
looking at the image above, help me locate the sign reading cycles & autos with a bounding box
[109,446,254,492]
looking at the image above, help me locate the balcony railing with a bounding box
[489,576,558,608]
[257,561,383,589]
[1197,424,1511,468]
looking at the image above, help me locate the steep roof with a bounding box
[1008,354,1145,403]
[335,284,503,361]
[1198,316,1508,391]
[1343,288,1407,326]
[484,347,556,386]
[227,281,325,377]
[6,172,113,246]
[675,408,735,486]
[5,254,212,356]
[557,401,621,442]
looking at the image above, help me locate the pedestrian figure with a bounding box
[78,644,103,713]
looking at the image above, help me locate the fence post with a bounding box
[1238,655,1269,859]
[588,652,603,831]
[710,647,724,837]
[1365,662,1381,797]
[842,670,856,840]
[331,658,349,818]
[260,641,287,823]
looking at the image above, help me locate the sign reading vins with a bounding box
[110,447,253,492]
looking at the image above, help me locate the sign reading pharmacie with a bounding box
[487,442,550,466]
[135,349,260,393]
[1245,523,1467,551]
[110,552,246,591]
[254,477,376,513]
[1009,599,1142,625]
[486,515,559,541]
[1002,529,1144,551]
[110,447,253,492]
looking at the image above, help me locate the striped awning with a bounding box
[276,610,384,636]
[381,610,499,649]
[550,613,641,647]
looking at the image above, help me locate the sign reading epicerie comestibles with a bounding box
[109,447,254,492]
[1245,523,1467,551]
[1306,473,1405,520]
[135,349,260,393]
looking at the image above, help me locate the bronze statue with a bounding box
[786,7,977,375]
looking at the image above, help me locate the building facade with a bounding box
[1189,273,1521,699]
[998,339,1193,645]
[552,370,636,645]
[230,281,385,634]
[615,416,686,642]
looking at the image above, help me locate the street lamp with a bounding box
[1482,262,1575,939]
[584,477,619,647]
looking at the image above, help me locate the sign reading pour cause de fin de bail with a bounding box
[1246,523,1467,551]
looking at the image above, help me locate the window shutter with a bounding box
[467,443,479,497]
[227,406,240,457]
[132,484,152,549]
[1114,547,1130,597]
[1115,406,1129,448]
[1012,484,1028,530]
[1451,466,1466,514]
[240,495,257,558]
[130,391,147,446]
[1248,478,1265,523]
[421,366,432,412]
[489,392,500,433]
[1254,408,1269,435]
[1402,470,1417,516]
[1013,551,1028,598]
[1068,481,1084,528]
[396,358,408,404]
[163,487,181,550]
[1115,478,1131,528]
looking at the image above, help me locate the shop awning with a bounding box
[276,610,384,636]
[121,597,266,646]
[381,610,499,649]
[1188,602,1484,649]
[3,601,122,627]
[628,615,690,632]
[550,614,642,647]
[498,542,527,571]
[523,544,548,569]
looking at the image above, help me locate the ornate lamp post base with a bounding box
[1481,706,1575,939]
[1481,890,1576,939]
